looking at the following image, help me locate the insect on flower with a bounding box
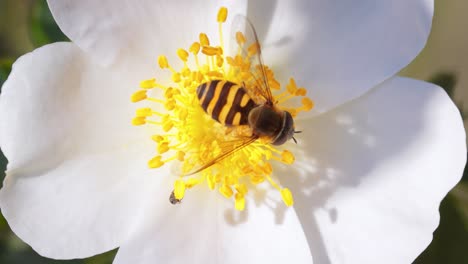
[187,16,300,182]
[132,7,314,210]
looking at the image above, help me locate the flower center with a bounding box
[131,7,314,211]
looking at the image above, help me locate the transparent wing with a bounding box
[228,15,275,105]
[184,135,258,176]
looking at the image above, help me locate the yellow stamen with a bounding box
[174,179,186,200]
[148,156,164,168]
[140,78,157,89]
[217,7,228,23]
[235,192,245,211]
[235,183,248,195]
[152,135,164,142]
[172,72,181,83]
[236,31,246,45]
[177,48,189,62]
[280,188,294,206]
[219,184,233,198]
[302,97,314,111]
[281,150,295,164]
[202,46,222,56]
[157,142,170,154]
[131,90,147,102]
[158,55,169,69]
[177,151,185,161]
[132,116,146,126]
[185,178,200,189]
[136,107,152,117]
[199,33,210,46]
[132,6,314,211]
[189,42,201,54]
[207,174,216,190]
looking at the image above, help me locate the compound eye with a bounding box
[272,111,295,146]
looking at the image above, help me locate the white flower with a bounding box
[0,0,465,263]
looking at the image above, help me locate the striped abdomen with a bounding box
[197,80,257,126]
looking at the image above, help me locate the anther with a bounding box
[174,179,186,200]
[236,31,246,45]
[280,188,294,206]
[202,46,222,56]
[157,142,170,154]
[217,7,228,23]
[132,116,146,126]
[140,78,157,89]
[235,183,248,195]
[164,99,176,110]
[235,192,245,211]
[151,135,164,142]
[295,88,307,96]
[216,55,224,67]
[287,78,298,94]
[226,56,236,66]
[219,184,233,198]
[207,175,216,190]
[172,72,181,83]
[177,48,189,62]
[131,90,148,102]
[136,107,152,117]
[270,79,281,90]
[247,42,260,56]
[163,121,174,132]
[164,87,174,99]
[250,175,265,185]
[199,33,210,46]
[148,156,164,168]
[177,151,185,161]
[302,97,314,111]
[189,42,201,54]
[178,108,188,120]
[281,150,295,164]
[158,55,169,69]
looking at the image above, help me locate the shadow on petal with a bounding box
[275,78,449,263]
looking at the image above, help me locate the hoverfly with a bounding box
[169,15,299,204]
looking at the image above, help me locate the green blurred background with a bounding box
[0,0,467,263]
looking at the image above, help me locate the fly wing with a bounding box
[184,136,258,176]
[228,15,275,105]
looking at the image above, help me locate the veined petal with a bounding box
[285,77,465,263]
[249,0,434,114]
[46,0,248,67]
[114,183,312,264]
[0,42,160,258]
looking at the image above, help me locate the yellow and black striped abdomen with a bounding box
[197,80,257,126]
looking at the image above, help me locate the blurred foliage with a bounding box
[0,0,467,264]
[414,169,468,264]
[0,0,113,263]
[413,72,468,264]
[0,58,13,87]
[428,72,468,120]
[30,0,68,47]
[428,72,457,98]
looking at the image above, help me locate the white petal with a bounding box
[114,182,312,264]
[0,43,161,258]
[47,0,248,67]
[284,77,465,263]
[249,0,434,114]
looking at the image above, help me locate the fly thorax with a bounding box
[248,105,283,138]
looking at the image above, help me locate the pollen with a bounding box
[131,7,314,211]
